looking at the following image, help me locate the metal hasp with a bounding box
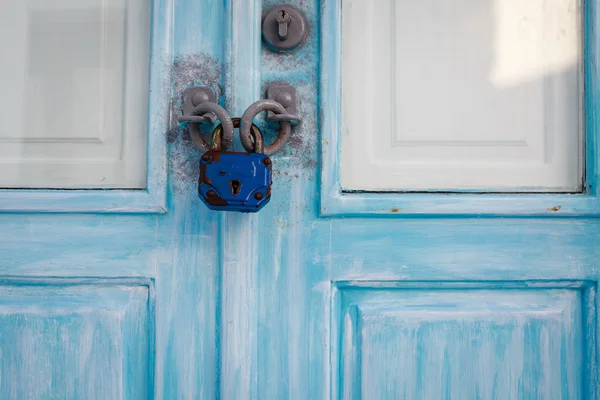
[265,84,300,125]
[262,5,307,51]
[199,151,272,213]
[178,86,218,124]
[178,86,237,152]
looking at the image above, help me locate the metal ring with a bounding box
[211,118,264,154]
[188,103,234,152]
[240,99,292,156]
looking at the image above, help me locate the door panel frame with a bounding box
[330,280,598,399]
[0,0,171,214]
[320,0,600,217]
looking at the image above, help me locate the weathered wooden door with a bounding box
[0,0,598,399]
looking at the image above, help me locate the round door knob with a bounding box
[262,5,307,52]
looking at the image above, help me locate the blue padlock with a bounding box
[198,120,272,212]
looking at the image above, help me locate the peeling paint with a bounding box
[172,54,222,96]
[166,127,179,144]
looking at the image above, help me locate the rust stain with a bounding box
[324,139,329,145]
[391,208,400,213]
[547,205,562,212]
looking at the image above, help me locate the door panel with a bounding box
[340,0,583,192]
[0,0,219,398]
[335,284,588,399]
[0,0,151,188]
[257,0,599,397]
[323,0,599,216]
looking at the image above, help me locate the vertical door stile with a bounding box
[220,1,263,398]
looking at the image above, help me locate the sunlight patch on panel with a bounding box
[490,0,580,87]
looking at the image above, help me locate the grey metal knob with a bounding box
[262,5,307,51]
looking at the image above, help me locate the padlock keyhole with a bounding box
[229,180,242,196]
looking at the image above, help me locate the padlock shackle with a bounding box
[211,118,265,154]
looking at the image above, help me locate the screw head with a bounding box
[201,153,211,162]
[263,157,272,167]
[207,190,217,198]
[254,192,264,200]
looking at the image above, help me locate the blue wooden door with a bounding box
[1,0,598,399]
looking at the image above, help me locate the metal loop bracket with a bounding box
[186,103,234,152]
[240,99,292,156]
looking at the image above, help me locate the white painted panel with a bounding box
[341,0,583,192]
[0,0,151,188]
